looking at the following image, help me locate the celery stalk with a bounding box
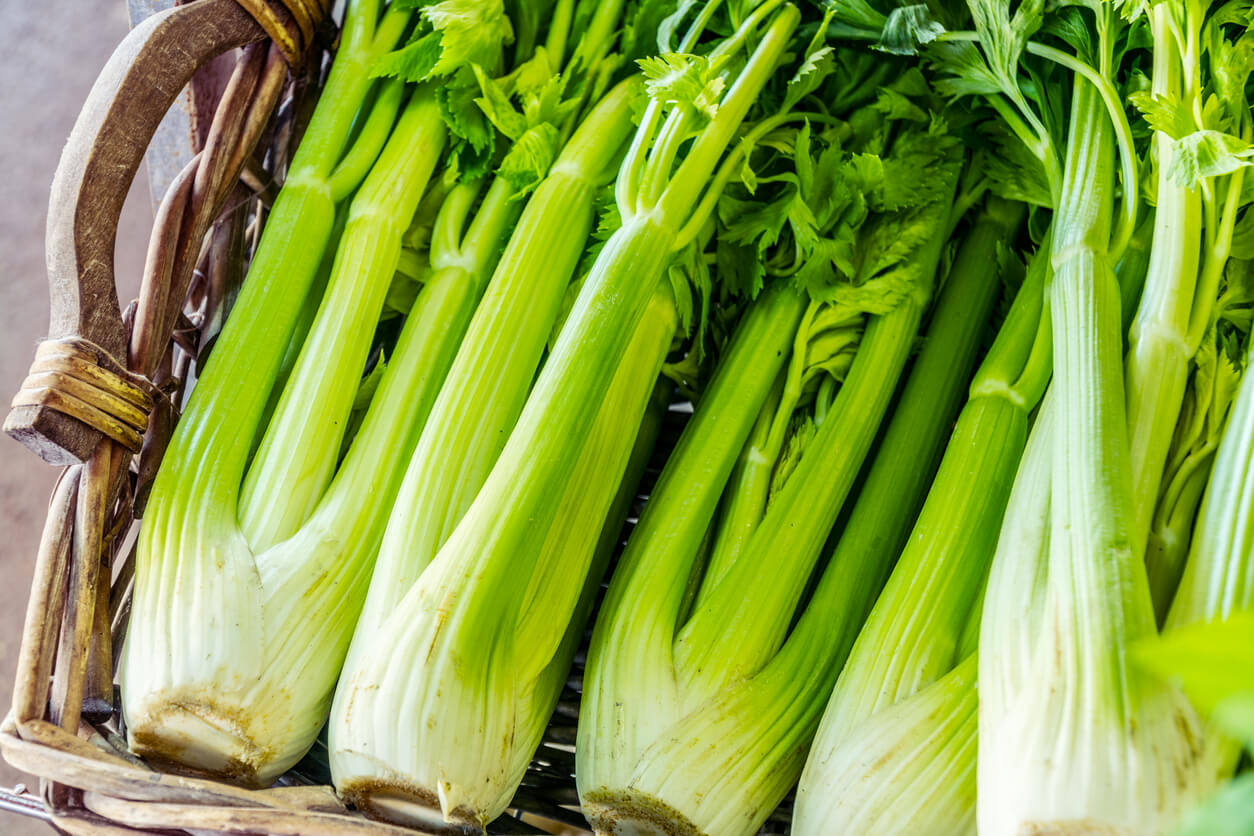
[797,654,980,836]
[120,0,515,782]
[328,7,802,825]
[331,287,677,829]
[793,202,1037,836]
[348,81,639,635]
[580,164,1020,836]
[670,190,955,707]
[1154,336,1254,783]
[239,87,446,549]
[978,43,1212,831]
[1169,340,1254,626]
[1126,3,1213,614]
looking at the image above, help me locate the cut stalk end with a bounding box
[582,790,706,836]
[126,699,279,788]
[337,776,486,833]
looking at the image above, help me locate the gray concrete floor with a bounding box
[1,1,153,832]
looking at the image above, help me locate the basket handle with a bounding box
[3,0,270,466]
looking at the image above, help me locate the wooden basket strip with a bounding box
[81,794,437,836]
[52,444,117,736]
[5,7,327,830]
[12,470,79,727]
[5,720,294,809]
[50,16,306,739]
[49,809,187,836]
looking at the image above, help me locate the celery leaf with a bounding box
[639,53,725,118]
[1169,131,1254,187]
[1131,92,1194,141]
[373,32,444,82]
[499,123,561,193]
[374,0,514,82]
[424,0,514,77]
[879,4,945,55]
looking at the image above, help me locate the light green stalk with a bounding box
[577,283,808,835]
[1169,341,1254,627]
[329,287,678,828]
[1152,334,1254,785]
[1126,2,1209,614]
[977,22,1212,828]
[348,80,639,636]
[329,6,802,824]
[579,168,997,836]
[697,301,861,591]
[796,655,979,836]
[119,1,442,784]
[238,86,446,549]
[792,202,1033,836]
[668,273,947,707]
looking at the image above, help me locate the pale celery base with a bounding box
[126,699,277,787]
[338,780,483,833]
[581,789,706,836]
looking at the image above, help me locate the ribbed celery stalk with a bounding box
[795,204,1045,836]
[1154,335,1254,785]
[328,5,802,825]
[125,86,451,776]
[119,1,437,784]
[346,80,638,636]
[1169,344,1254,626]
[1126,7,1202,559]
[977,21,1211,826]
[696,301,862,592]
[577,282,807,832]
[331,288,676,829]
[670,272,945,705]
[1126,1,1250,616]
[797,654,980,836]
[578,153,996,834]
[238,86,446,548]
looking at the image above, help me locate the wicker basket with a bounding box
[0,2,793,834]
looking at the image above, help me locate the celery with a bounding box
[795,205,1045,836]
[120,0,520,783]
[346,79,638,637]
[577,58,982,830]
[945,3,1217,831]
[798,654,980,835]
[1125,1,1254,616]
[1136,333,1254,796]
[327,3,802,825]
[1169,336,1254,627]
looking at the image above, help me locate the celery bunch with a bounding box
[575,49,995,835]
[110,1,1254,832]
[328,0,806,826]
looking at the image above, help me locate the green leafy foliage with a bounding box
[471,61,579,193]
[716,57,959,316]
[639,53,726,117]
[779,5,838,115]
[966,0,1046,96]
[374,0,514,83]
[879,4,947,55]
[1170,131,1254,186]
[373,32,445,82]
[437,74,497,181]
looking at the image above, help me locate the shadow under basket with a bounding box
[0,1,798,834]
